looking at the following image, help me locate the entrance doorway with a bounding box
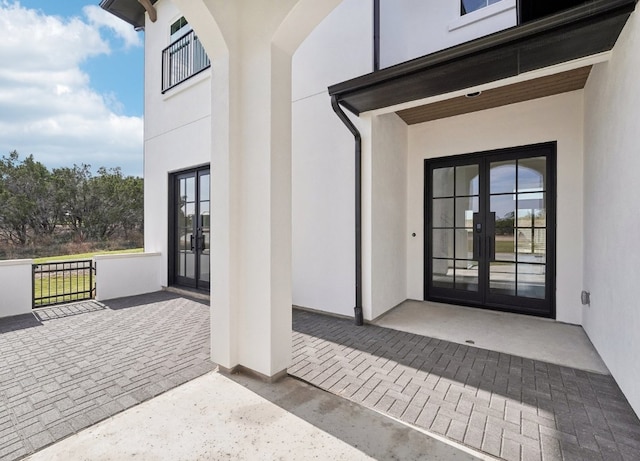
[424,143,555,317]
[169,167,210,291]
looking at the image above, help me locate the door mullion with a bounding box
[194,171,200,290]
[479,158,488,304]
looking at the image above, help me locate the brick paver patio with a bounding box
[0,292,214,461]
[290,310,640,461]
[2,293,639,461]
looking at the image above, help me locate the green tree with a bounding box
[82,167,144,241]
[0,151,143,250]
[53,164,94,240]
[0,151,57,244]
[495,211,515,236]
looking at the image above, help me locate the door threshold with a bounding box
[163,286,210,302]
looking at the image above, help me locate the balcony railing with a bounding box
[162,30,211,93]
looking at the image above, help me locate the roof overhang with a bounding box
[100,0,158,30]
[329,0,637,117]
[397,65,593,125]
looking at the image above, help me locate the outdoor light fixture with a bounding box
[581,290,591,306]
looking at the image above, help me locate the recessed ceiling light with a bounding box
[465,91,482,98]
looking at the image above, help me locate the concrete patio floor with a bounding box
[25,371,479,461]
[373,300,608,374]
[1,291,639,460]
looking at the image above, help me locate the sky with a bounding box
[0,0,144,176]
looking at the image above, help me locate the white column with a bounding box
[172,0,342,379]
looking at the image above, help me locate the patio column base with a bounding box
[217,365,288,384]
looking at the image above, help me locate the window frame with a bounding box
[461,0,502,16]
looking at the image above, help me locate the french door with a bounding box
[425,143,555,317]
[170,167,210,291]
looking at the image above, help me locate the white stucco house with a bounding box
[99,0,640,416]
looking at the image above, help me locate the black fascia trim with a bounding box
[329,0,637,114]
[100,0,157,29]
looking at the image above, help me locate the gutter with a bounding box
[328,0,637,114]
[331,96,364,326]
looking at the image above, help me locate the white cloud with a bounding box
[0,2,143,176]
[83,5,142,49]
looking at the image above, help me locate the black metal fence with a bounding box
[162,30,211,93]
[32,260,95,308]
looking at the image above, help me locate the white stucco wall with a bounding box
[144,0,212,140]
[367,113,408,320]
[291,0,372,316]
[143,0,212,286]
[0,259,32,318]
[380,0,516,68]
[583,11,640,415]
[292,0,372,101]
[407,91,585,325]
[94,253,162,301]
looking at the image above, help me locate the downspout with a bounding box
[331,95,364,326]
[373,0,380,71]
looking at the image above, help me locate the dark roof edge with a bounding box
[100,0,152,29]
[329,0,638,98]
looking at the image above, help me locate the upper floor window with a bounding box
[170,16,191,42]
[162,17,211,93]
[461,0,502,15]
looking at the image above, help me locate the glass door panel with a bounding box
[198,171,210,288]
[489,262,516,296]
[429,164,480,295]
[426,145,555,317]
[172,167,210,291]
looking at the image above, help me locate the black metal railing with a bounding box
[162,30,211,93]
[32,260,95,308]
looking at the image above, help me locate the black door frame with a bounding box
[424,142,556,318]
[168,165,210,291]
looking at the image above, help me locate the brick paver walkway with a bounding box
[0,292,214,461]
[290,310,640,461]
[3,295,639,461]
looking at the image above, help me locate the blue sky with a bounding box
[0,1,144,176]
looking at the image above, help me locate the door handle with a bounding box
[486,212,496,261]
[472,212,481,260]
[190,234,195,251]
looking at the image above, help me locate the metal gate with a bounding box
[32,260,95,308]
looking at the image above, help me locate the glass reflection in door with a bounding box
[431,164,479,292]
[426,143,555,317]
[172,167,210,291]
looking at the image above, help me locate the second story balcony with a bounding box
[162,30,211,94]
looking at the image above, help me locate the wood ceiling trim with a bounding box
[396,66,592,125]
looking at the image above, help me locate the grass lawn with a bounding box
[495,239,514,253]
[34,248,143,264]
[33,248,143,307]
[33,273,94,307]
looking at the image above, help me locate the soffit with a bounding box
[397,66,592,125]
[99,0,158,29]
[329,0,636,116]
